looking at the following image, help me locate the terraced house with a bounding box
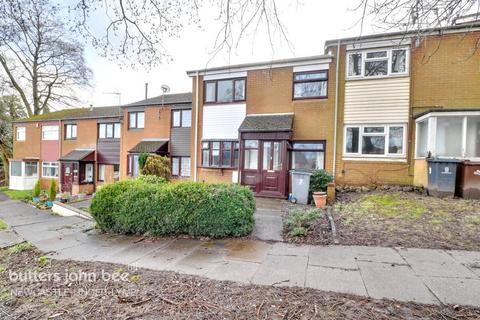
[325,20,480,187]
[187,55,336,198]
[10,107,122,193]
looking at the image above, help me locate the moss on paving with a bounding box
[0,219,7,230]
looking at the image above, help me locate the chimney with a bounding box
[145,83,148,100]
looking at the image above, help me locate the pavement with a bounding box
[1,199,480,307]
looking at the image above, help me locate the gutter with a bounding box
[193,71,200,182]
[332,40,340,179]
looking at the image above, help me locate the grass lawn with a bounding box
[1,246,479,319]
[0,187,32,201]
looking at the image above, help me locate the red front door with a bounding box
[241,140,287,198]
[61,162,74,193]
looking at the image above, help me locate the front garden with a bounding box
[283,188,480,250]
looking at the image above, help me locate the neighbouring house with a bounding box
[120,93,192,179]
[10,106,122,193]
[325,20,480,187]
[187,55,335,198]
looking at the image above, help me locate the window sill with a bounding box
[293,96,328,101]
[342,157,407,163]
[64,138,77,141]
[346,73,409,81]
[203,101,246,106]
[200,166,238,170]
[128,128,144,131]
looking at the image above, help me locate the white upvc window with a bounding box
[344,124,407,158]
[42,161,59,178]
[347,47,409,79]
[16,127,26,141]
[415,112,480,160]
[42,125,59,140]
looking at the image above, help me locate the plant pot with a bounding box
[46,200,53,208]
[312,192,327,208]
[32,197,40,203]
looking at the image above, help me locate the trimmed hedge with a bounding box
[90,179,255,238]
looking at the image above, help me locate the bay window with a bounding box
[10,161,22,177]
[293,70,328,99]
[415,113,480,159]
[291,142,325,171]
[344,124,406,158]
[204,78,246,103]
[25,162,38,176]
[347,47,408,79]
[202,141,239,168]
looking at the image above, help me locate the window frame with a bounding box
[346,47,409,79]
[171,156,191,177]
[127,154,140,177]
[24,161,38,177]
[98,122,121,139]
[292,70,329,100]
[290,141,326,171]
[203,78,246,104]
[16,126,26,141]
[41,125,59,141]
[98,164,106,182]
[64,124,77,140]
[128,111,145,129]
[42,161,59,178]
[201,141,239,169]
[343,124,407,159]
[171,109,192,128]
[10,161,22,177]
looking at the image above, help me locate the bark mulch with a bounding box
[1,246,479,319]
[283,190,480,250]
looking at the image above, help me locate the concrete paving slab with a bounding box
[34,232,90,252]
[357,261,438,305]
[0,192,9,201]
[306,265,367,296]
[252,212,283,241]
[171,240,228,276]
[206,260,261,283]
[268,242,310,257]
[14,218,92,243]
[251,254,308,287]
[224,239,271,263]
[447,250,480,278]
[350,246,406,265]
[423,277,480,307]
[134,239,202,271]
[399,248,477,278]
[101,239,173,265]
[0,230,24,248]
[308,246,358,270]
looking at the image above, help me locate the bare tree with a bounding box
[355,0,479,34]
[72,0,291,66]
[0,0,92,117]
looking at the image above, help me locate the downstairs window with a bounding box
[344,124,406,158]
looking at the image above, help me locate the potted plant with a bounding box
[32,180,41,203]
[46,179,57,208]
[309,170,333,208]
[60,192,71,203]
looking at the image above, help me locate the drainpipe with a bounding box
[193,71,200,182]
[332,40,340,179]
[58,119,62,190]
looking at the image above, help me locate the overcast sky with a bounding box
[80,1,379,107]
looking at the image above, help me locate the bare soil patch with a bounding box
[1,246,479,319]
[284,190,480,250]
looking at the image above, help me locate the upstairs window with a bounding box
[293,71,328,99]
[128,111,145,129]
[64,124,77,140]
[347,48,408,79]
[99,123,121,139]
[204,78,246,103]
[42,125,59,140]
[172,109,192,128]
[16,127,26,141]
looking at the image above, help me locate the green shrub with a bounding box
[48,179,57,201]
[138,153,149,171]
[289,226,307,237]
[285,208,322,230]
[141,155,171,180]
[33,180,41,198]
[309,170,333,202]
[137,175,167,185]
[90,180,255,238]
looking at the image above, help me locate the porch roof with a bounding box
[239,113,294,132]
[60,149,95,161]
[129,139,169,153]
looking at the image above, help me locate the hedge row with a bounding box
[90,177,256,238]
